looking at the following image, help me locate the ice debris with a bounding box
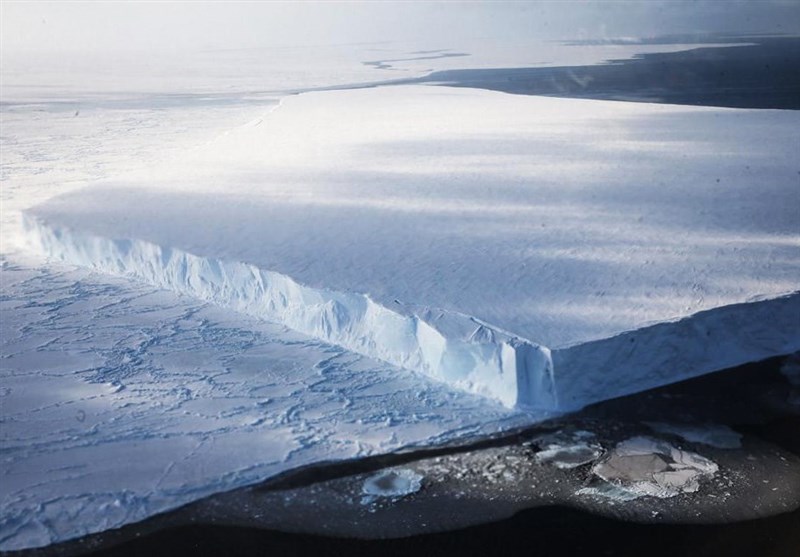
[361,468,423,505]
[584,436,718,500]
[533,430,603,469]
[644,422,742,449]
[575,483,641,502]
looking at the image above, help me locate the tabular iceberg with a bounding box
[24,85,800,410]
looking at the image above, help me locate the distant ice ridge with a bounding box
[23,215,556,410]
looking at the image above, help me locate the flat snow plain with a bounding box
[1,258,532,550]
[26,85,800,410]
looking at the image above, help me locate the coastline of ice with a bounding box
[21,215,556,410]
[0,259,538,551]
[25,214,799,412]
[22,85,800,411]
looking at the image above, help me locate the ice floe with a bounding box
[582,436,718,500]
[0,263,534,551]
[533,430,604,469]
[361,468,424,505]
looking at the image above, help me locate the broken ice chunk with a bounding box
[533,429,603,469]
[576,483,641,502]
[588,436,718,499]
[361,468,423,505]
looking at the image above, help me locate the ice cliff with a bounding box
[22,85,800,410]
[23,216,556,409]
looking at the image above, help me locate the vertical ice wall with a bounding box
[552,293,800,411]
[23,214,800,412]
[23,215,557,409]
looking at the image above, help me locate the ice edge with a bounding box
[553,291,800,411]
[22,214,557,410]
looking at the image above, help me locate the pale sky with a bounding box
[3,1,799,56]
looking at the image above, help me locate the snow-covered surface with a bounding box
[2,35,799,550]
[0,258,535,550]
[0,92,278,259]
[1,40,728,103]
[24,85,800,409]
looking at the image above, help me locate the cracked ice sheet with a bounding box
[0,260,536,551]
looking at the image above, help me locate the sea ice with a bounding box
[587,436,719,499]
[361,468,424,505]
[533,430,604,469]
[0,262,533,551]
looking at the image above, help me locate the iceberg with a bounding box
[24,86,800,410]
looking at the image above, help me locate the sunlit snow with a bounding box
[2,24,799,551]
[24,86,800,410]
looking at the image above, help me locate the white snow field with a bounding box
[24,85,800,411]
[2,36,798,550]
[1,258,536,550]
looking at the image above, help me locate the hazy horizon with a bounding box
[3,1,800,59]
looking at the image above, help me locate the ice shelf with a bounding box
[23,86,800,410]
[22,215,556,409]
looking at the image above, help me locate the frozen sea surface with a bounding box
[0,257,535,550]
